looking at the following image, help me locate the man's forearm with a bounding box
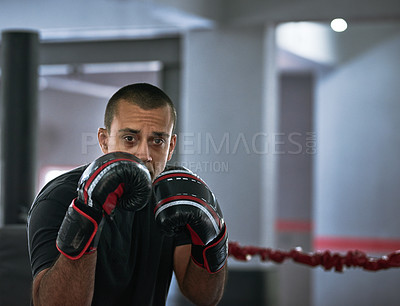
[33,252,97,306]
[181,259,227,306]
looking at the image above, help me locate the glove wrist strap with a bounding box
[191,225,228,273]
[56,199,104,260]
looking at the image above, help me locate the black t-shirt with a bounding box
[27,165,189,305]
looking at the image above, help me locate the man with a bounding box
[28,83,228,305]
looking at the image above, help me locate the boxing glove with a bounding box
[153,166,228,273]
[56,151,152,260]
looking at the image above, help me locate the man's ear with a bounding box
[167,134,177,161]
[98,128,109,154]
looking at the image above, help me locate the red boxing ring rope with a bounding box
[228,241,400,272]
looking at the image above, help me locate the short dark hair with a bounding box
[104,83,177,132]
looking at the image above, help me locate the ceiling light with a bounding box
[330,18,348,32]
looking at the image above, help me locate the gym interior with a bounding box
[1,1,400,305]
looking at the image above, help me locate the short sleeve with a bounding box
[27,182,77,277]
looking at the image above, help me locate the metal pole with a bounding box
[0,30,39,225]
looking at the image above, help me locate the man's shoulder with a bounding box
[32,165,87,208]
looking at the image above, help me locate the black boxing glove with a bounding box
[153,166,228,273]
[56,152,152,260]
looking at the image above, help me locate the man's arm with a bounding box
[30,152,152,305]
[32,253,96,306]
[174,245,226,306]
[153,167,229,304]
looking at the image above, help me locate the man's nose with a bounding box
[135,141,152,163]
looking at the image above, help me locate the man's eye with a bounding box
[124,135,135,142]
[153,138,165,145]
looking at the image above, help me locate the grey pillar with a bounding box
[161,63,181,165]
[0,30,39,225]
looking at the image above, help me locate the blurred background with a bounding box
[0,0,400,305]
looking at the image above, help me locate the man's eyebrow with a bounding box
[152,131,170,138]
[118,128,140,134]
[118,128,170,138]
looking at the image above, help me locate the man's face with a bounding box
[98,100,176,181]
